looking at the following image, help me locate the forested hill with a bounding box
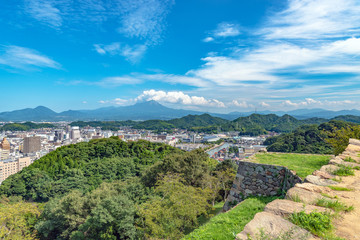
[264,120,360,155]
[0,122,55,131]
[0,137,238,239]
[0,138,180,202]
[69,114,360,136]
[70,113,328,135]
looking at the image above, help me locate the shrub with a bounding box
[289,211,332,237]
[316,198,354,212]
[332,165,355,176]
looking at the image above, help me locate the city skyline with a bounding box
[1,0,360,113]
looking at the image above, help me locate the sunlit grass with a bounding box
[251,153,331,178]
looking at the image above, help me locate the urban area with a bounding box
[0,122,272,184]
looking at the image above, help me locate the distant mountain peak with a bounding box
[135,100,163,106]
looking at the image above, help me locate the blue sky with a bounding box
[1,0,360,113]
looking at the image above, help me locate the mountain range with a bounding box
[1,100,360,122]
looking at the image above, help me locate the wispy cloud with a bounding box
[94,42,148,63]
[213,22,241,37]
[22,0,174,46]
[262,0,360,39]
[0,45,61,70]
[117,0,175,45]
[188,0,360,109]
[282,98,355,108]
[203,22,241,43]
[24,0,62,28]
[94,73,210,88]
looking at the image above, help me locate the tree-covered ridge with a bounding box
[0,138,238,239]
[0,122,55,131]
[67,113,329,135]
[265,120,360,155]
[0,138,180,202]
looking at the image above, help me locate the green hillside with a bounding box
[265,120,360,155]
[0,122,55,131]
[0,138,237,239]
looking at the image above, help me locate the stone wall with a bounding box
[223,161,302,211]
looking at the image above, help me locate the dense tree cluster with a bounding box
[0,138,237,239]
[0,122,55,131]
[265,121,360,155]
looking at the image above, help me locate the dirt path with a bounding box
[332,171,360,240]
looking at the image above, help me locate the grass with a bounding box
[328,186,353,191]
[331,177,342,183]
[288,194,302,203]
[321,193,338,199]
[197,201,224,226]
[182,197,278,240]
[332,164,355,176]
[289,211,344,240]
[344,157,356,163]
[251,153,331,179]
[316,198,354,213]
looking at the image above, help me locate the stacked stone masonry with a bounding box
[233,138,360,240]
[223,161,302,211]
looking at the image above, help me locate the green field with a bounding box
[251,153,332,178]
[182,197,277,240]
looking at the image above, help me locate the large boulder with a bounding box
[305,175,338,186]
[320,164,339,174]
[312,170,334,179]
[295,183,333,194]
[236,212,311,240]
[345,144,360,153]
[286,187,326,204]
[265,199,331,217]
[349,138,360,146]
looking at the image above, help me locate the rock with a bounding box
[236,212,311,240]
[305,175,338,186]
[295,183,333,194]
[265,199,331,217]
[320,164,339,174]
[312,170,334,179]
[286,187,326,204]
[329,157,344,165]
[349,138,360,146]
[345,144,360,153]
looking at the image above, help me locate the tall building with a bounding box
[0,157,31,183]
[0,138,10,160]
[70,126,81,140]
[0,138,10,151]
[23,136,41,154]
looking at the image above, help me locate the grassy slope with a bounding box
[182,197,277,240]
[251,153,331,179]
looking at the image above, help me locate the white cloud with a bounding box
[0,45,61,70]
[231,100,254,109]
[213,22,241,37]
[94,43,148,63]
[259,102,270,107]
[203,37,215,43]
[82,101,87,104]
[135,90,226,107]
